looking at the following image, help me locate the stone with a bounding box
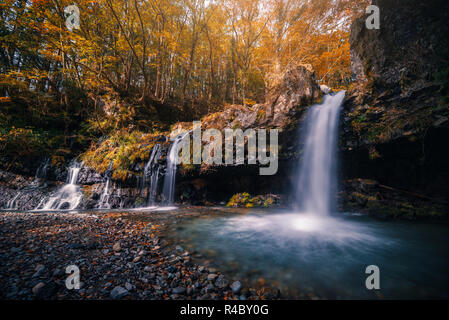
[231,281,242,294]
[32,282,45,295]
[214,275,229,288]
[125,282,133,291]
[110,286,129,299]
[172,287,186,295]
[113,242,121,252]
[32,265,46,278]
[207,273,218,281]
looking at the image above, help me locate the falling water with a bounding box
[97,162,113,209]
[97,179,111,209]
[295,91,345,215]
[6,192,21,210]
[37,162,83,211]
[162,132,190,205]
[141,144,161,204]
[34,158,50,181]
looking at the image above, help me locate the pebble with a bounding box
[113,242,121,252]
[231,281,242,294]
[125,282,133,291]
[110,286,129,299]
[207,273,218,281]
[215,275,229,288]
[172,287,186,295]
[0,211,274,301]
[32,282,45,295]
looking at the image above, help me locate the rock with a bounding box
[167,266,177,273]
[205,283,215,293]
[320,84,332,94]
[125,282,133,291]
[133,256,141,263]
[35,282,58,299]
[113,242,121,252]
[32,282,45,295]
[67,243,85,250]
[110,286,129,299]
[144,266,152,272]
[87,241,99,250]
[214,275,229,288]
[231,281,242,294]
[207,273,218,281]
[32,265,46,278]
[52,269,63,277]
[172,287,186,295]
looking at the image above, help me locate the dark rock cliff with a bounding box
[341,0,449,204]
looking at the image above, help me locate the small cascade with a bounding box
[294,91,345,215]
[6,192,21,210]
[141,144,160,196]
[142,144,162,205]
[34,158,50,181]
[116,188,124,208]
[148,165,161,205]
[37,161,83,211]
[162,132,190,205]
[97,162,113,209]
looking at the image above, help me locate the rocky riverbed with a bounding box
[0,209,278,300]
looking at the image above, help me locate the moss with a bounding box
[227,193,280,208]
[81,130,165,181]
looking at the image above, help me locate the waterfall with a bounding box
[143,144,161,205]
[34,158,50,181]
[295,91,345,215]
[97,161,113,209]
[6,192,21,210]
[142,144,161,202]
[162,132,190,205]
[37,162,83,211]
[97,178,111,209]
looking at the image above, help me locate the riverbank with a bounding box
[0,209,278,300]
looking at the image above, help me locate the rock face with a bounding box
[341,0,449,200]
[202,65,322,131]
[345,0,449,146]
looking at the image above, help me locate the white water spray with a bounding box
[37,162,83,211]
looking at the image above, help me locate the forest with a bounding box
[1,0,368,173]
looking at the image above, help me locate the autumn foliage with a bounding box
[0,0,369,167]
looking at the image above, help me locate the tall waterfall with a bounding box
[295,91,345,215]
[37,162,83,211]
[162,132,190,205]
